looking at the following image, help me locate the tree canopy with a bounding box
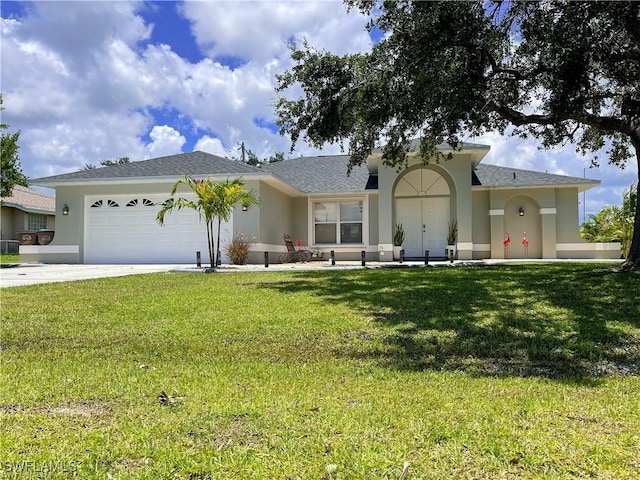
[275,0,640,269]
[1,94,28,197]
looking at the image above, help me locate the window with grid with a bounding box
[313,200,363,244]
[28,214,48,231]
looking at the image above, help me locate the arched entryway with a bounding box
[393,167,454,258]
[504,195,542,259]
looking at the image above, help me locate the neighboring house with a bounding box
[24,143,619,264]
[1,185,56,254]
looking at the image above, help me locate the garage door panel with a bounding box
[85,195,231,264]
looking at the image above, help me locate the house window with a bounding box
[313,200,363,244]
[28,214,48,231]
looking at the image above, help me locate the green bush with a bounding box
[225,230,256,264]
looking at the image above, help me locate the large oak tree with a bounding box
[275,0,640,270]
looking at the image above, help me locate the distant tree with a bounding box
[275,0,640,270]
[266,152,285,164]
[0,94,28,197]
[156,176,260,269]
[101,157,130,167]
[235,142,286,166]
[245,150,261,166]
[82,157,131,170]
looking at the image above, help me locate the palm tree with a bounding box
[210,179,261,267]
[156,176,260,269]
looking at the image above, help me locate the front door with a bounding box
[396,197,450,258]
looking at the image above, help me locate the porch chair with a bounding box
[279,233,312,263]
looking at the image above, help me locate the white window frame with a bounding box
[309,196,369,247]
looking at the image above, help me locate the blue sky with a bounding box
[1,1,636,221]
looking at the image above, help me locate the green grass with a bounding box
[1,264,639,479]
[0,253,19,264]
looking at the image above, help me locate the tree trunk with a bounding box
[206,220,215,269]
[621,142,640,271]
[216,217,222,268]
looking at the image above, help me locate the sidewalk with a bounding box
[0,259,461,288]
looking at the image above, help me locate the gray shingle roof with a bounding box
[31,151,261,183]
[261,155,371,194]
[31,150,598,193]
[473,164,598,188]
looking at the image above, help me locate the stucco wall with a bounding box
[1,208,17,240]
[471,190,491,245]
[555,188,583,243]
[368,194,379,245]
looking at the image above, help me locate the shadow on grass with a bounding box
[261,264,640,381]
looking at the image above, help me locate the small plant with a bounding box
[447,219,457,245]
[393,223,405,246]
[225,230,256,265]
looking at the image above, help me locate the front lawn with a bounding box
[1,264,639,479]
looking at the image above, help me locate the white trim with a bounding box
[473,244,491,251]
[556,243,620,251]
[489,209,505,216]
[539,208,557,215]
[457,242,474,250]
[20,245,79,254]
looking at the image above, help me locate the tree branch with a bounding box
[487,100,633,135]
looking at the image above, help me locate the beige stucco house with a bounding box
[1,185,55,254]
[25,143,619,264]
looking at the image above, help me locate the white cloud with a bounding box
[145,125,186,157]
[193,135,230,157]
[180,1,372,61]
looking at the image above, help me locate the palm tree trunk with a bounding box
[216,217,223,267]
[206,220,215,268]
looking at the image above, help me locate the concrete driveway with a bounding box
[0,264,187,288]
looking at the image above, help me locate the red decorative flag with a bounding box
[503,233,511,247]
[296,239,302,247]
[522,234,529,248]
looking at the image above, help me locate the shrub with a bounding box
[225,230,256,265]
[393,223,405,246]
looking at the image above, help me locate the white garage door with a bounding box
[84,195,232,264]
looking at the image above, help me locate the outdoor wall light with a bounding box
[242,204,248,212]
[62,204,69,216]
[519,206,525,217]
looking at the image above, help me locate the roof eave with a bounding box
[31,172,274,188]
[472,181,600,192]
[366,144,491,173]
[1,203,55,215]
